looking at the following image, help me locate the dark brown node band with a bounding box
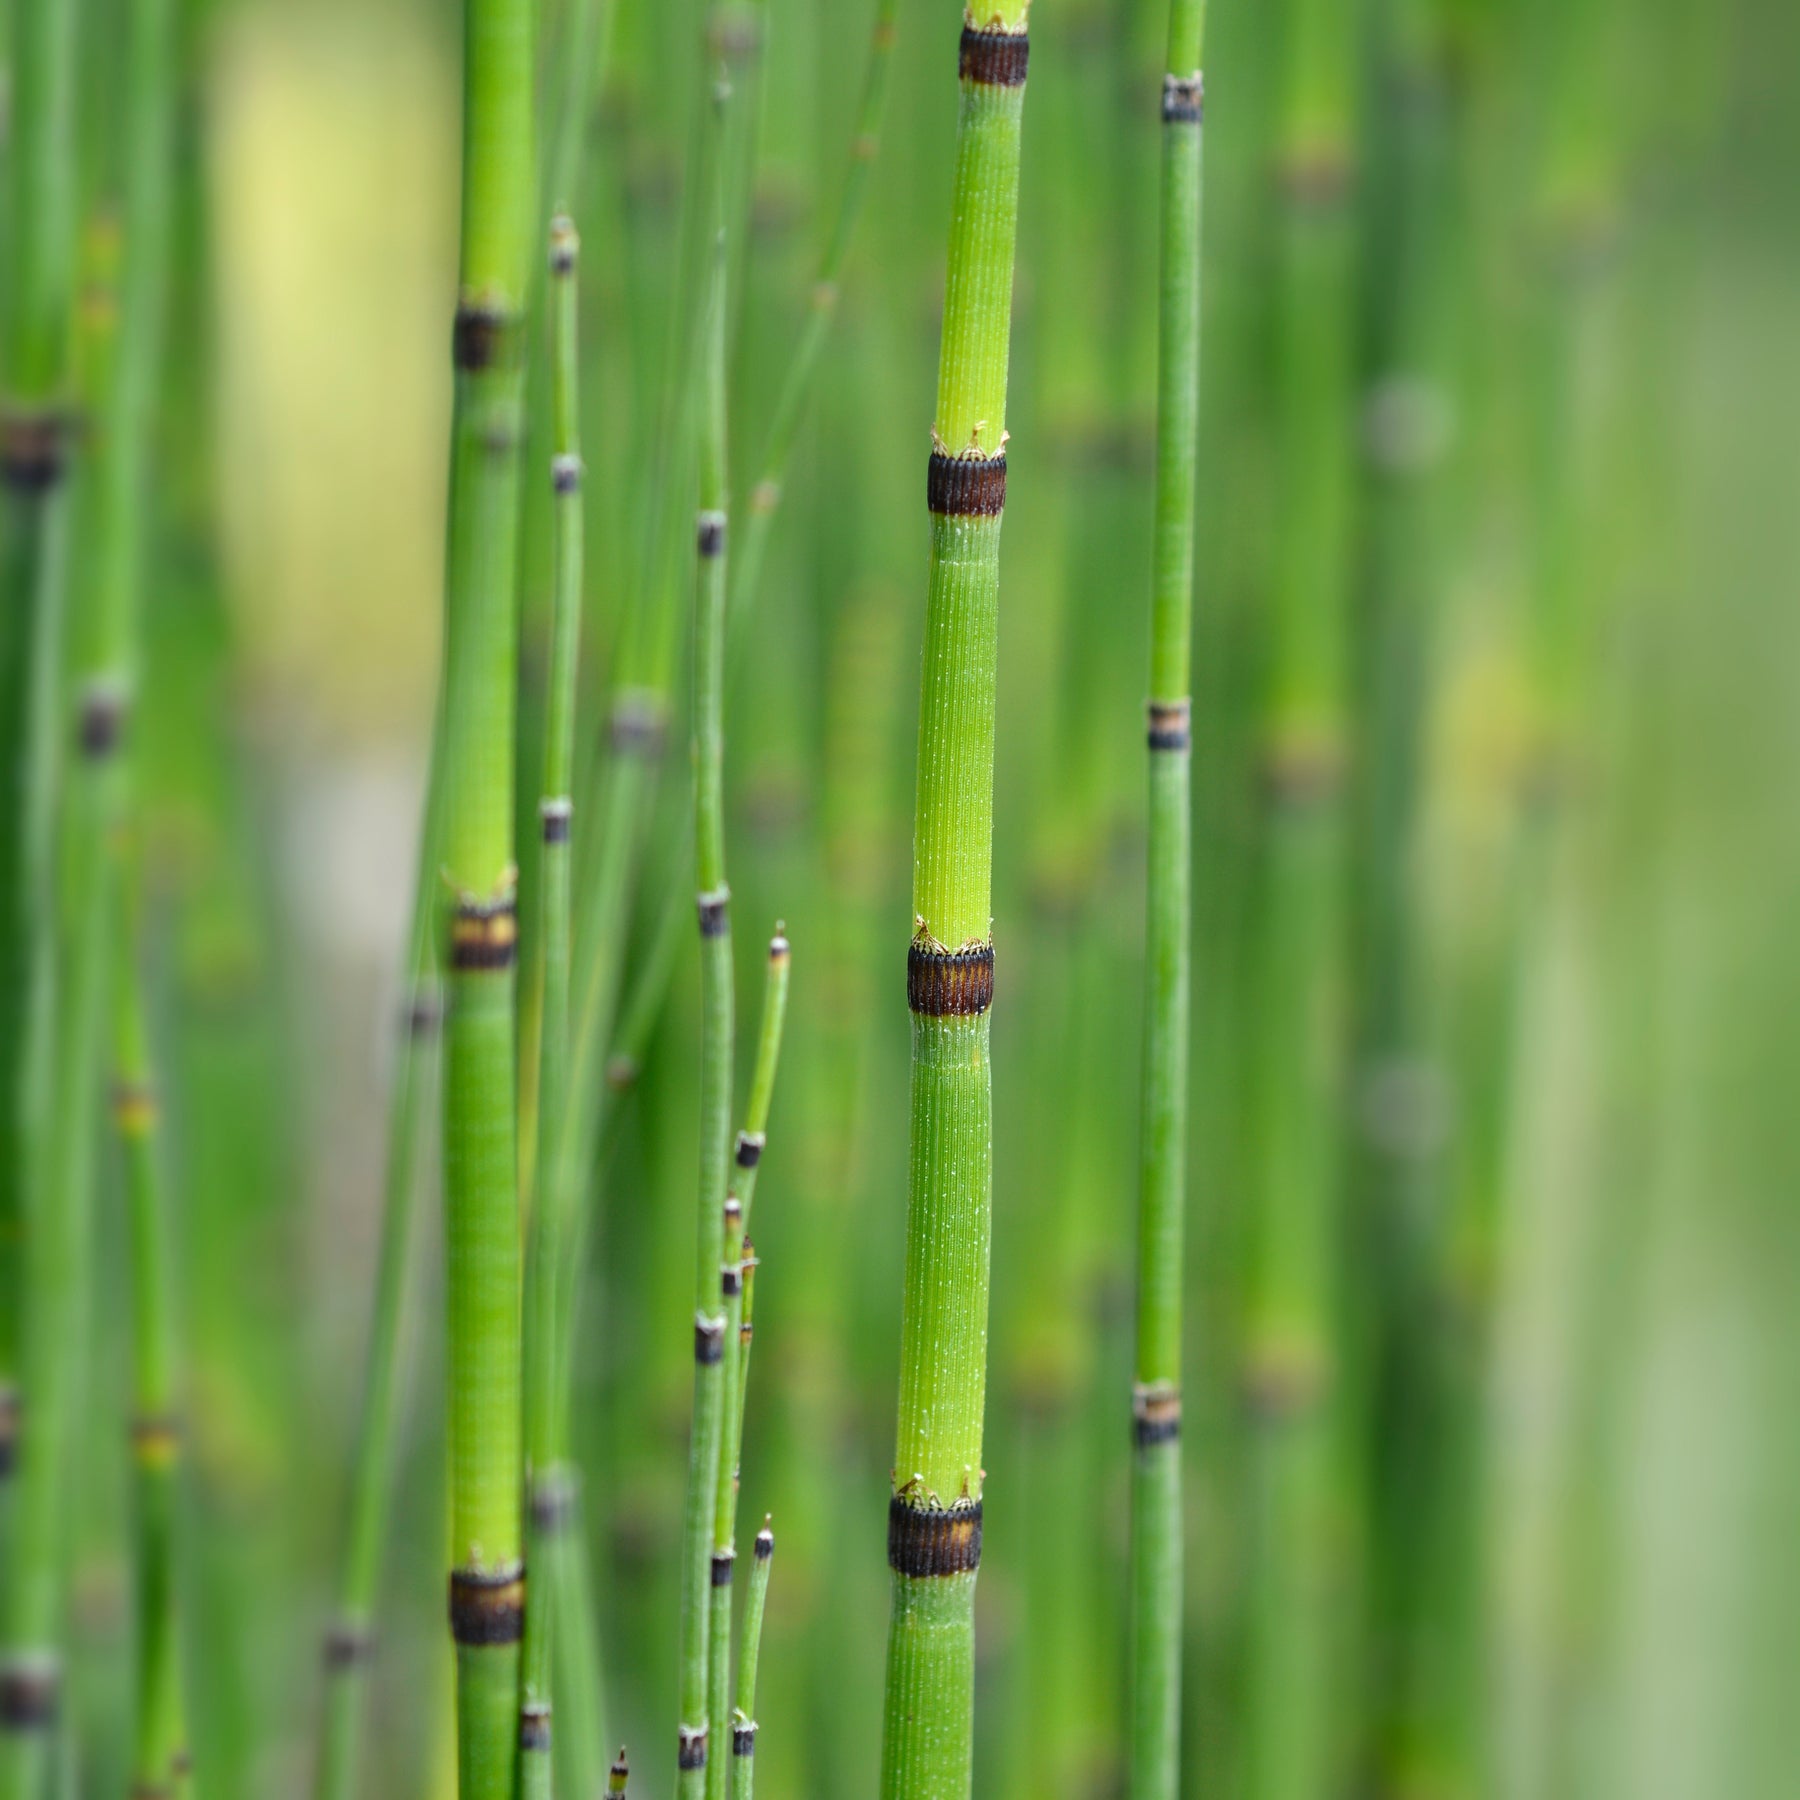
[531,1467,577,1535]
[927,450,1007,517]
[1147,699,1192,752]
[79,688,128,759]
[0,1661,60,1731]
[0,1387,19,1478]
[0,414,67,493]
[323,1620,376,1670]
[519,1706,552,1752]
[450,897,518,972]
[552,453,583,495]
[697,509,726,558]
[541,799,572,844]
[406,992,443,1038]
[1162,71,1204,123]
[452,303,513,372]
[697,889,730,938]
[447,1566,526,1646]
[959,26,1029,88]
[733,1723,757,1757]
[721,1262,741,1299]
[695,1315,725,1365]
[888,1497,983,1577]
[1132,1384,1183,1447]
[608,697,668,756]
[735,1130,764,1169]
[907,941,995,1017]
[711,1549,736,1587]
[753,1525,773,1560]
[677,1726,708,1771]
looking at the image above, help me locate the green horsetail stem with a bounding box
[0,0,81,1617]
[728,0,899,633]
[520,214,587,1800]
[679,75,735,1798]
[729,1522,773,1800]
[0,7,98,1792]
[439,0,534,1788]
[103,0,184,1790]
[1243,0,1356,1792]
[707,935,791,1800]
[117,942,188,1799]
[1131,1,1205,1796]
[882,12,1029,1800]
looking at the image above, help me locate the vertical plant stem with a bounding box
[707,933,791,1800]
[678,65,735,1799]
[728,1521,772,1800]
[521,213,587,1800]
[440,0,534,1789]
[0,0,82,1667]
[117,928,188,1799]
[1130,2,1205,1797]
[728,0,899,633]
[881,13,1029,1800]
[1242,0,1356,1792]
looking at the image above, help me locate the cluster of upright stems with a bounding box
[1,0,186,1795]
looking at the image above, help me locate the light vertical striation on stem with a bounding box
[882,10,1030,1800]
[439,0,534,1789]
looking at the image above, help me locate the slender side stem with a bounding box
[440,0,534,1790]
[882,14,1029,1800]
[728,1522,773,1800]
[707,934,791,1800]
[1130,4,1205,1798]
[678,77,735,1799]
[0,0,82,1674]
[520,214,587,1800]
[117,922,187,1799]
[1242,0,1356,1792]
[316,726,446,1800]
[728,0,898,634]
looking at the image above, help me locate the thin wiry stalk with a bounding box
[116,921,188,1800]
[1242,0,1356,1791]
[0,0,82,1688]
[520,213,588,1800]
[1130,1,1205,1795]
[727,0,899,634]
[729,1521,773,1800]
[881,12,1030,1800]
[707,934,791,1800]
[439,0,534,1786]
[678,62,735,1800]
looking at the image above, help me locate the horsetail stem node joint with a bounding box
[447,1565,527,1647]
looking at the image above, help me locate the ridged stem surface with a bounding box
[441,0,533,1789]
[728,1526,773,1800]
[883,24,1029,1798]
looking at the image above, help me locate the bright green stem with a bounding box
[442,0,533,1788]
[881,1566,980,1800]
[680,98,734,1799]
[728,0,898,632]
[1130,5,1205,1799]
[728,1525,772,1800]
[0,0,83,1537]
[883,19,1027,1800]
[546,1478,609,1800]
[522,214,586,1800]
